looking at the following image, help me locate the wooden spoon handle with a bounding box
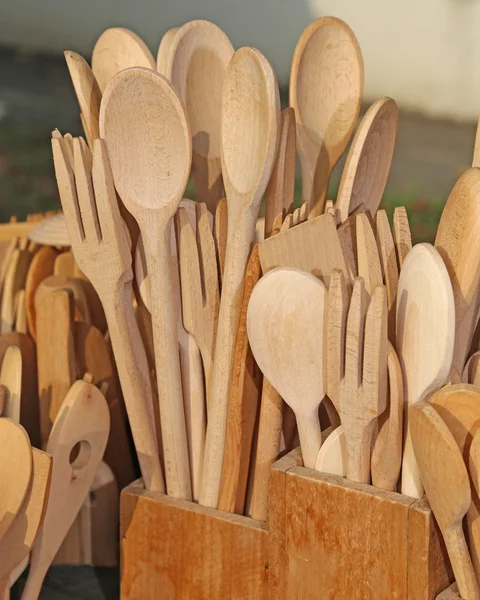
[20,561,48,600]
[443,526,480,600]
[296,411,322,469]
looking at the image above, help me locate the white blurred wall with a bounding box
[1,0,480,120]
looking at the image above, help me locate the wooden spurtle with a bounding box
[290,17,363,216]
[200,47,280,507]
[336,98,398,223]
[327,272,388,482]
[25,246,58,340]
[396,243,455,498]
[92,27,155,93]
[410,401,480,600]
[375,210,399,343]
[0,346,22,423]
[166,20,234,213]
[393,206,412,267]
[247,267,326,468]
[100,68,191,498]
[22,380,110,600]
[157,27,178,76]
[435,168,480,379]
[356,212,382,296]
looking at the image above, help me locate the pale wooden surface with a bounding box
[27,213,70,248]
[14,289,27,334]
[53,251,76,277]
[410,401,480,600]
[290,16,363,216]
[92,27,155,93]
[36,274,91,324]
[167,20,234,214]
[22,380,110,600]
[0,346,22,423]
[376,209,399,344]
[356,212,383,296]
[336,97,398,223]
[200,47,280,507]
[1,245,32,333]
[214,197,227,284]
[393,206,413,268]
[120,480,268,599]
[156,27,178,76]
[315,425,347,475]
[100,67,191,499]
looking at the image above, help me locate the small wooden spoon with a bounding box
[166,20,234,214]
[200,47,279,507]
[247,267,326,468]
[410,401,480,600]
[157,27,178,76]
[92,27,155,93]
[336,97,398,223]
[290,16,363,217]
[396,243,455,498]
[25,246,58,340]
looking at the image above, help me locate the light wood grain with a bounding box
[0,346,22,424]
[356,212,383,295]
[376,209,399,343]
[53,251,76,277]
[14,289,27,334]
[156,27,178,76]
[290,16,363,216]
[396,243,455,498]
[315,425,347,476]
[35,274,91,323]
[1,246,31,333]
[393,206,412,268]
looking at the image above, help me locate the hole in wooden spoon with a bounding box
[69,440,92,470]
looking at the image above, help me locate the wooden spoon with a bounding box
[336,98,398,223]
[435,168,480,379]
[247,267,326,468]
[100,67,192,499]
[22,380,110,600]
[166,20,234,213]
[396,243,455,498]
[290,16,363,217]
[92,27,155,93]
[0,346,22,423]
[157,27,178,76]
[25,246,58,340]
[410,401,480,600]
[200,47,279,507]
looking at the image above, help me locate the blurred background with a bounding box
[0,0,478,240]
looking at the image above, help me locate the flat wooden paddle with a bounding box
[35,274,91,324]
[356,212,382,296]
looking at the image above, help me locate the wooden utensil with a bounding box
[217,245,263,514]
[0,448,51,597]
[356,212,382,295]
[410,401,480,600]
[92,27,155,93]
[315,425,347,476]
[327,271,388,482]
[371,341,404,491]
[1,243,31,333]
[157,27,178,76]
[336,98,398,223]
[375,209,399,343]
[53,135,164,494]
[35,274,91,323]
[0,238,17,302]
[22,380,110,600]
[393,206,412,267]
[396,243,455,498]
[27,213,71,248]
[247,267,326,469]
[14,289,27,334]
[214,197,228,284]
[290,16,363,216]
[464,351,480,387]
[200,47,279,507]
[435,168,480,379]
[25,245,58,340]
[64,51,102,145]
[166,20,234,213]
[0,346,22,423]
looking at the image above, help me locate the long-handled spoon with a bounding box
[290,16,363,217]
[100,67,192,499]
[157,28,178,77]
[199,47,279,507]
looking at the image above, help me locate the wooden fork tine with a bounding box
[363,285,388,416]
[327,269,349,409]
[73,138,101,243]
[345,278,367,391]
[79,136,93,171]
[51,137,83,247]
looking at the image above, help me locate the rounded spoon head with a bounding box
[157,28,179,77]
[99,67,192,221]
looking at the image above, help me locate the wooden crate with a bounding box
[269,448,454,600]
[120,479,269,599]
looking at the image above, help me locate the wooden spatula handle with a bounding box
[443,526,480,600]
[296,410,322,469]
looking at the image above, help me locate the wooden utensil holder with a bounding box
[120,479,269,599]
[269,448,454,600]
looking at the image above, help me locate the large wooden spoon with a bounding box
[166,20,234,214]
[100,67,192,499]
[396,243,455,498]
[290,16,363,217]
[247,267,326,468]
[199,47,279,507]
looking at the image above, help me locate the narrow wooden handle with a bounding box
[296,410,322,469]
[401,429,424,498]
[443,526,480,600]
[20,559,48,600]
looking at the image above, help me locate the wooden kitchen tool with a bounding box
[435,168,480,380]
[0,345,22,423]
[410,401,480,600]
[35,274,91,323]
[396,243,455,498]
[157,27,178,76]
[64,50,102,145]
[464,351,480,388]
[21,380,110,600]
[393,206,412,267]
[14,289,27,334]
[336,97,398,223]
[27,212,71,248]
[54,251,77,277]
[376,209,399,343]
[356,212,383,295]
[290,16,363,216]
[92,27,155,93]
[0,448,51,597]
[1,243,31,333]
[315,426,346,475]
[327,271,388,482]
[247,267,326,468]
[167,20,234,213]
[430,384,480,583]
[214,197,228,283]
[200,47,280,507]
[25,245,58,340]
[53,135,164,494]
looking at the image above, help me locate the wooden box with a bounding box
[120,479,269,599]
[269,449,454,600]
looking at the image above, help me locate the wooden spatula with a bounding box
[396,243,455,497]
[410,401,480,600]
[356,212,382,296]
[25,246,58,340]
[247,267,326,468]
[22,380,110,600]
[35,274,91,324]
[1,243,32,334]
[393,206,412,267]
[435,168,480,379]
[375,210,399,344]
[200,47,280,507]
[0,346,22,423]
